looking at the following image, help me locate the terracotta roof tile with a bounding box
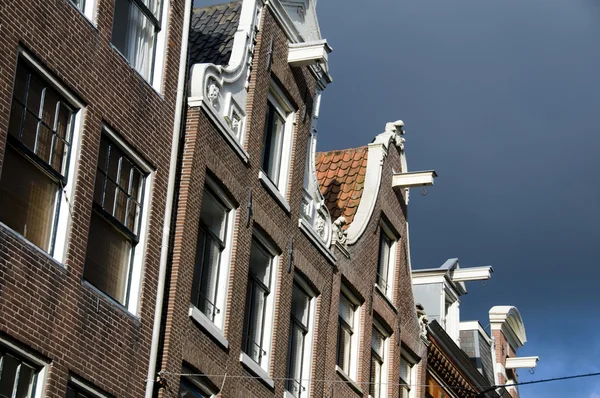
[315,146,369,230]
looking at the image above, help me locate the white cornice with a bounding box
[489,306,527,350]
[392,171,437,189]
[505,357,539,369]
[451,266,493,283]
[346,121,405,245]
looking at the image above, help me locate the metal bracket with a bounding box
[266,38,274,72]
[246,188,253,228]
[287,236,294,273]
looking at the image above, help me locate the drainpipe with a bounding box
[145,0,192,396]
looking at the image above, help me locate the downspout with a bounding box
[145,0,192,396]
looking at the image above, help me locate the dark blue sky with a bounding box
[316,0,600,396]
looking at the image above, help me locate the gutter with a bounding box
[144,0,193,396]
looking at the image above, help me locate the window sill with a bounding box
[194,101,250,164]
[189,305,229,350]
[240,352,274,389]
[81,280,140,320]
[109,44,165,99]
[258,171,291,213]
[335,366,362,395]
[374,283,398,314]
[298,218,336,264]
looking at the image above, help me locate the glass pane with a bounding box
[291,284,309,326]
[337,325,352,374]
[262,103,285,185]
[200,189,227,240]
[21,112,39,151]
[111,0,131,57]
[369,356,382,398]
[114,189,128,225]
[0,145,59,252]
[286,323,305,397]
[371,328,384,356]
[106,145,122,182]
[66,385,79,398]
[0,354,19,398]
[51,138,68,175]
[83,211,132,304]
[178,379,208,398]
[26,76,43,116]
[56,103,72,140]
[338,294,354,325]
[36,124,54,164]
[8,101,24,138]
[13,64,28,104]
[191,230,207,307]
[41,88,58,128]
[126,200,141,233]
[127,4,155,80]
[245,283,266,363]
[103,179,118,216]
[118,158,132,191]
[198,237,221,320]
[130,168,143,201]
[14,363,35,398]
[377,232,391,290]
[249,240,271,287]
[141,0,161,18]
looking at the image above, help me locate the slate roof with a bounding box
[189,1,241,66]
[315,147,369,230]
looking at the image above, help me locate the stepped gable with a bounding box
[316,146,368,230]
[189,1,242,66]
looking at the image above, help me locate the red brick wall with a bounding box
[0,0,185,396]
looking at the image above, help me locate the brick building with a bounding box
[412,261,539,398]
[0,0,188,396]
[150,0,441,397]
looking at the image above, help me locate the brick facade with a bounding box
[0,0,185,396]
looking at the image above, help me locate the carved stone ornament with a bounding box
[315,214,326,237]
[207,83,220,108]
[416,303,429,339]
[331,216,348,246]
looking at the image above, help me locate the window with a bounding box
[83,132,152,313]
[69,0,96,21]
[66,377,111,398]
[242,235,278,370]
[336,287,360,380]
[376,224,397,299]
[399,355,415,398]
[190,181,235,329]
[178,377,216,398]
[286,278,316,398]
[259,85,295,205]
[369,326,387,398]
[111,0,163,82]
[0,57,79,259]
[0,348,42,398]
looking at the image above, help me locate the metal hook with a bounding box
[529,368,535,375]
[482,280,488,287]
[421,186,428,196]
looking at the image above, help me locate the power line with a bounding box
[476,371,600,397]
[160,369,600,396]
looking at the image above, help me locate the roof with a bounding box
[315,147,368,230]
[189,1,241,66]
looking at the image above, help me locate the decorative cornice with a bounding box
[489,306,527,350]
[346,120,405,245]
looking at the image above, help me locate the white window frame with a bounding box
[399,351,418,398]
[258,82,295,211]
[68,375,111,398]
[96,125,154,315]
[240,230,279,386]
[110,0,170,92]
[284,274,317,398]
[0,335,49,398]
[336,284,361,382]
[189,177,236,348]
[2,50,85,266]
[370,318,390,398]
[376,222,397,302]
